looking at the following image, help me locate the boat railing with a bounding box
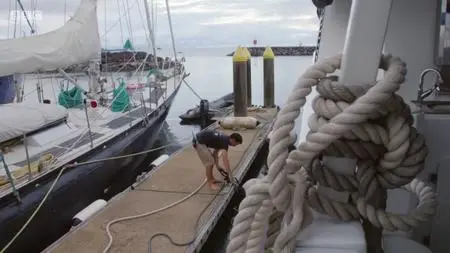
[0,152,21,203]
[1,58,187,194]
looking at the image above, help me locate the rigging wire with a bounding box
[124,0,135,45]
[13,0,18,38]
[116,0,125,44]
[135,0,152,48]
[7,0,12,38]
[165,0,177,61]
[15,0,35,34]
[182,79,203,101]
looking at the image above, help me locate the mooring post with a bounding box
[199,99,209,130]
[263,46,275,108]
[243,47,252,107]
[232,47,248,117]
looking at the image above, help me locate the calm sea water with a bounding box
[152,55,313,252]
[160,55,313,147]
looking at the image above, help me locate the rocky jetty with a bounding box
[226,46,315,57]
[56,51,178,73]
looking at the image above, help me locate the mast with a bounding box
[143,0,158,68]
[165,0,177,61]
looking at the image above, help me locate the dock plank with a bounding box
[45,108,277,253]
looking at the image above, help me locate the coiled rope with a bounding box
[226,54,437,253]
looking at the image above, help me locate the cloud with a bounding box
[0,0,319,49]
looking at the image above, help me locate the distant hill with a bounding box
[227,46,316,57]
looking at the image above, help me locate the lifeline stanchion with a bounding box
[0,135,195,253]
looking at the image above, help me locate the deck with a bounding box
[0,73,181,196]
[44,107,277,253]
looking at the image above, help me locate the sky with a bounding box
[0,0,319,51]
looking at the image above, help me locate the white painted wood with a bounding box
[341,0,393,85]
[298,0,351,145]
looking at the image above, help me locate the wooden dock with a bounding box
[44,107,277,253]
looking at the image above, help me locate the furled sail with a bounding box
[0,0,101,76]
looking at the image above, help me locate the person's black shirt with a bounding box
[195,130,230,150]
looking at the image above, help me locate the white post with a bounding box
[335,1,393,253]
[298,0,352,145]
[340,0,393,84]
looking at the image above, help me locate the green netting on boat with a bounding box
[111,79,130,112]
[58,86,83,108]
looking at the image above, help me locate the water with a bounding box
[161,55,313,145]
[151,55,314,252]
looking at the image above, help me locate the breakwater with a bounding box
[226,46,315,57]
[49,51,178,73]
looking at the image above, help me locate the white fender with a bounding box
[150,154,169,168]
[72,199,107,226]
[219,116,259,129]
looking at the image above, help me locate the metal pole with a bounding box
[143,0,158,68]
[337,1,393,253]
[298,0,351,148]
[340,0,393,83]
[149,86,152,110]
[57,68,94,100]
[0,152,21,203]
[83,99,94,148]
[36,82,42,103]
[141,93,148,124]
[165,0,178,61]
[23,134,32,180]
[127,100,133,127]
[199,99,209,130]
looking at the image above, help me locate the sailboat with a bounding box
[0,0,186,252]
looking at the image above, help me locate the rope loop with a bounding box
[226,54,437,253]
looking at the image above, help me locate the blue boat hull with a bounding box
[0,85,180,253]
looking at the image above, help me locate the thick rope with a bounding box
[226,54,437,253]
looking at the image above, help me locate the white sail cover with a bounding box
[0,0,100,76]
[0,103,68,143]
